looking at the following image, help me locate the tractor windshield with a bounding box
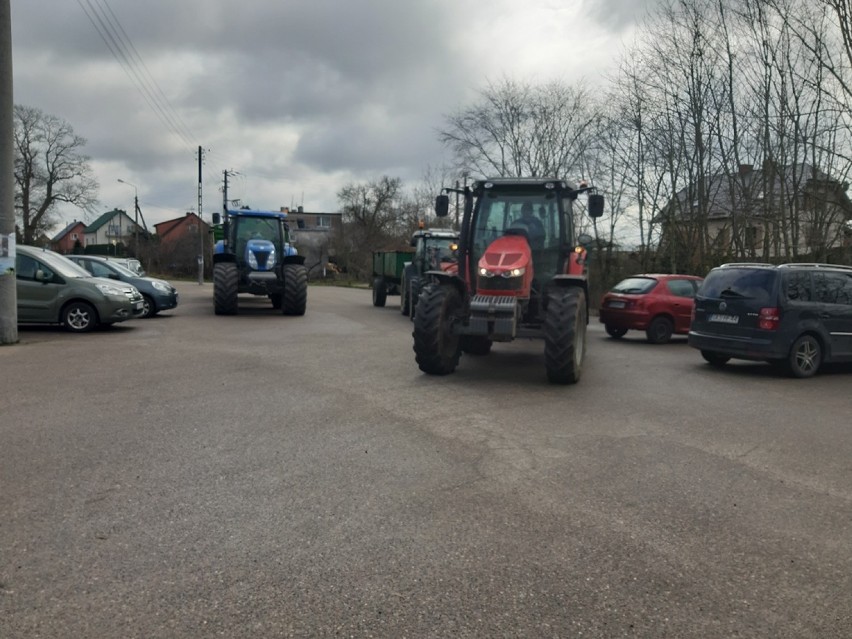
[234,215,284,257]
[423,238,458,269]
[472,190,566,279]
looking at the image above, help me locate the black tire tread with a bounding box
[213,263,239,315]
[413,284,461,375]
[282,264,308,315]
[544,289,586,384]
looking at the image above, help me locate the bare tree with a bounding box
[438,78,599,180]
[14,105,98,244]
[334,176,407,280]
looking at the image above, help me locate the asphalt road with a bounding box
[1,281,851,638]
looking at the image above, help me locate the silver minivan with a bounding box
[16,245,145,332]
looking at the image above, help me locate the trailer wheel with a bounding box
[282,263,308,316]
[372,277,387,307]
[213,263,239,315]
[413,284,462,375]
[544,287,586,384]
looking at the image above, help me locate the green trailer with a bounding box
[371,250,412,307]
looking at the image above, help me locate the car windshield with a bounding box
[29,249,93,278]
[699,268,775,304]
[611,277,657,294]
[108,262,139,278]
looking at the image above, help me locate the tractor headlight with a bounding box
[479,267,494,278]
[503,267,525,278]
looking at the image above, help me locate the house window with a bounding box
[188,223,198,234]
[108,224,121,236]
[317,216,331,228]
[297,219,306,229]
[71,233,78,240]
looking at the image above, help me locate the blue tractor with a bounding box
[211,208,307,315]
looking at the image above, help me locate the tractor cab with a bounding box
[213,209,297,273]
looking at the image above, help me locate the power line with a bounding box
[75,0,196,150]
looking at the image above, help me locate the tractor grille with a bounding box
[253,251,271,270]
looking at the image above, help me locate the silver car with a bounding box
[16,245,145,332]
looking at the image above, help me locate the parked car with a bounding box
[16,245,144,332]
[689,262,852,377]
[110,257,145,276]
[599,274,704,343]
[66,255,178,318]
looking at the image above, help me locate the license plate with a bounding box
[608,300,625,308]
[709,313,738,324]
[133,301,143,310]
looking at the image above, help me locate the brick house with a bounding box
[154,212,210,275]
[50,220,87,254]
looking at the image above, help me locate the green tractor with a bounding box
[211,208,308,315]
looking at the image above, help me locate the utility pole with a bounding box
[197,146,204,285]
[117,179,138,256]
[0,0,17,345]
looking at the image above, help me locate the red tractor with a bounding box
[412,177,604,384]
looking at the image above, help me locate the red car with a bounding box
[599,274,704,343]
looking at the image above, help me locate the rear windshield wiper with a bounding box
[719,287,749,298]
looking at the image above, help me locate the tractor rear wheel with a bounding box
[282,263,308,315]
[213,263,239,315]
[544,287,586,384]
[372,277,387,307]
[413,284,462,375]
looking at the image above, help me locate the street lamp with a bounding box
[117,179,139,257]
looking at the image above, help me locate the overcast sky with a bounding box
[11,0,653,231]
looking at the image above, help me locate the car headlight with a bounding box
[95,283,125,296]
[151,280,171,292]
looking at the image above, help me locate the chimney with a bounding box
[298,206,304,213]
[738,164,753,176]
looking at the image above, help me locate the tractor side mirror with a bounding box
[577,233,594,248]
[587,193,604,218]
[435,194,450,217]
[212,212,221,224]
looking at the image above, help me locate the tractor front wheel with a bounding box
[213,263,239,315]
[408,276,421,321]
[282,263,308,315]
[544,288,586,384]
[413,284,462,375]
[400,275,410,316]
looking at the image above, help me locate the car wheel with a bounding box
[701,350,730,367]
[62,301,98,333]
[787,334,822,378]
[605,325,628,339]
[646,316,674,344]
[141,294,156,318]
